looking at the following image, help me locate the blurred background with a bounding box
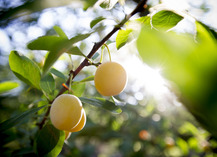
[1,0,217,156]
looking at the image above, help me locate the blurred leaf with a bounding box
[67,46,86,57]
[0,105,47,132]
[179,122,198,135]
[71,83,86,97]
[196,21,217,41]
[92,52,100,60]
[27,36,66,51]
[137,23,217,138]
[176,138,189,155]
[50,68,66,80]
[100,0,118,10]
[136,16,151,29]
[36,124,65,157]
[116,29,133,50]
[53,25,68,38]
[40,73,55,97]
[0,81,19,94]
[83,0,98,10]
[90,16,105,28]
[9,51,41,89]
[79,97,122,114]
[79,75,95,83]
[152,10,183,30]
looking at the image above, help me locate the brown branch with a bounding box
[38,0,148,129]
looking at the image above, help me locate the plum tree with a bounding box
[50,94,83,130]
[94,61,127,96]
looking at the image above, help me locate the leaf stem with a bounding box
[38,0,148,129]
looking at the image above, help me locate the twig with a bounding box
[38,0,148,129]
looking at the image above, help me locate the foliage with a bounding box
[1,0,217,157]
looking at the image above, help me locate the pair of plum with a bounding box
[50,61,127,137]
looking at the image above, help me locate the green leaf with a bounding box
[0,105,47,132]
[50,68,66,80]
[40,73,55,97]
[71,83,86,97]
[0,81,19,94]
[79,75,95,83]
[83,0,98,10]
[116,29,133,50]
[27,36,66,51]
[43,33,91,74]
[100,0,118,10]
[36,124,65,157]
[136,16,151,29]
[152,10,183,30]
[53,25,68,38]
[9,51,41,89]
[79,97,122,114]
[90,16,105,28]
[67,46,86,57]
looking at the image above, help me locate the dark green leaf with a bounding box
[67,46,86,57]
[40,73,55,97]
[71,83,85,97]
[36,124,65,157]
[53,25,68,38]
[90,16,105,28]
[0,105,47,132]
[79,97,122,114]
[0,81,19,94]
[27,36,66,51]
[43,33,91,74]
[152,10,183,30]
[9,51,41,89]
[50,68,66,80]
[116,29,133,50]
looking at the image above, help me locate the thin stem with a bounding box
[103,44,112,62]
[38,0,148,129]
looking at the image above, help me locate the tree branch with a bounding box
[38,0,148,129]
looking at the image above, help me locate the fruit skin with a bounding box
[50,94,83,130]
[94,61,127,96]
[67,109,86,132]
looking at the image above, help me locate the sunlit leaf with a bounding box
[176,138,189,155]
[9,51,41,89]
[90,16,105,28]
[53,25,68,38]
[116,29,133,50]
[79,97,122,114]
[36,124,65,157]
[0,105,47,132]
[152,10,183,30]
[0,81,19,94]
[50,68,66,80]
[40,73,55,97]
